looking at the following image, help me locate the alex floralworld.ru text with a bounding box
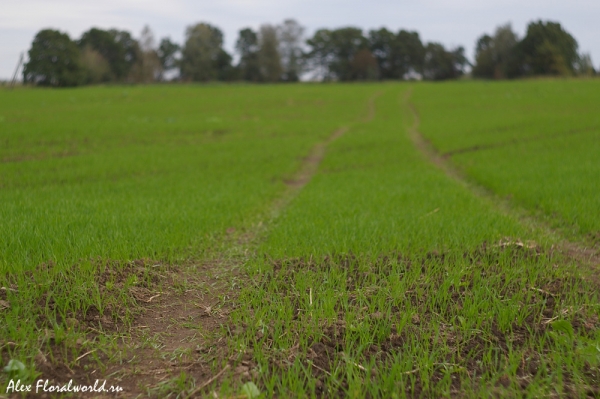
[6,379,124,394]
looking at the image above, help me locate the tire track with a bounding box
[96,90,384,398]
[403,89,600,274]
[269,90,382,220]
[443,125,599,157]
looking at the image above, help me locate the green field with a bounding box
[1,81,599,397]
[412,80,600,242]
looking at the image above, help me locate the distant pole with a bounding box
[9,53,24,89]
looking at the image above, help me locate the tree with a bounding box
[258,24,282,82]
[531,40,570,75]
[395,30,425,77]
[473,24,519,79]
[236,28,261,81]
[517,20,578,76]
[328,27,368,81]
[423,43,453,80]
[368,28,404,79]
[493,24,520,77]
[472,34,495,78]
[451,46,469,76]
[277,19,305,81]
[23,29,84,87]
[215,48,235,81]
[305,27,368,81]
[307,27,387,81]
[181,23,230,82]
[369,29,425,79]
[575,53,595,76]
[423,42,466,80]
[350,48,378,80]
[305,29,334,81]
[78,28,140,82]
[157,38,180,79]
[80,46,111,84]
[130,25,161,83]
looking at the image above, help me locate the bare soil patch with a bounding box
[8,258,245,399]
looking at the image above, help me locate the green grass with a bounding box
[411,79,600,241]
[226,86,600,397]
[0,84,378,270]
[0,83,378,380]
[1,81,599,397]
[261,88,529,257]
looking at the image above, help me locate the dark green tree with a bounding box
[328,27,368,80]
[472,34,495,78]
[157,38,180,79]
[215,49,235,81]
[236,28,261,81]
[306,27,368,81]
[366,29,425,79]
[181,23,230,81]
[78,28,140,82]
[473,24,519,79]
[451,46,469,76]
[23,29,84,87]
[423,43,466,80]
[305,29,334,81]
[368,28,397,78]
[395,30,425,76]
[517,20,578,75]
[309,27,427,81]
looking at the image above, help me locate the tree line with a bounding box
[22,19,595,87]
[473,22,595,78]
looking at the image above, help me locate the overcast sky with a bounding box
[1,0,598,80]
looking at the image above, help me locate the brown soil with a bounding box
[8,259,244,399]
[88,261,241,398]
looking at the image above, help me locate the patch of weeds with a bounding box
[145,371,196,399]
[0,257,175,387]
[161,347,193,364]
[231,245,600,397]
[137,331,166,351]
